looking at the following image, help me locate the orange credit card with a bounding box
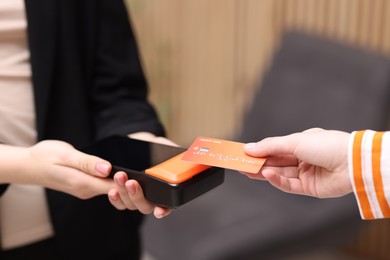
[181,136,267,173]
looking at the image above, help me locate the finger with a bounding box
[261,166,299,178]
[47,165,115,199]
[75,174,115,197]
[239,171,266,180]
[108,188,127,210]
[263,155,299,167]
[125,180,154,214]
[128,132,179,147]
[244,133,302,157]
[151,137,180,147]
[263,169,305,195]
[128,132,156,141]
[113,172,137,210]
[64,149,112,177]
[154,206,171,219]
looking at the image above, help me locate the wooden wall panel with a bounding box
[127,0,275,146]
[126,0,390,146]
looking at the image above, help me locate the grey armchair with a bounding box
[141,30,390,260]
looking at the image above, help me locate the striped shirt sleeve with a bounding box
[349,130,390,220]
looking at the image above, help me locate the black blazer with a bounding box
[0,0,165,259]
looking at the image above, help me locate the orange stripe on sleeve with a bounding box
[372,132,390,217]
[353,131,374,219]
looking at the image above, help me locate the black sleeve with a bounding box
[91,0,165,139]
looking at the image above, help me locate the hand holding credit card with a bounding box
[182,136,267,173]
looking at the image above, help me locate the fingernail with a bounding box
[127,182,136,195]
[96,162,110,175]
[109,190,118,201]
[244,143,256,150]
[115,173,126,186]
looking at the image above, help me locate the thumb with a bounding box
[244,134,300,157]
[66,150,112,177]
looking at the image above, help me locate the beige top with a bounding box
[0,0,54,249]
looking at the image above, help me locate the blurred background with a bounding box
[124,0,390,259]
[125,0,390,147]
